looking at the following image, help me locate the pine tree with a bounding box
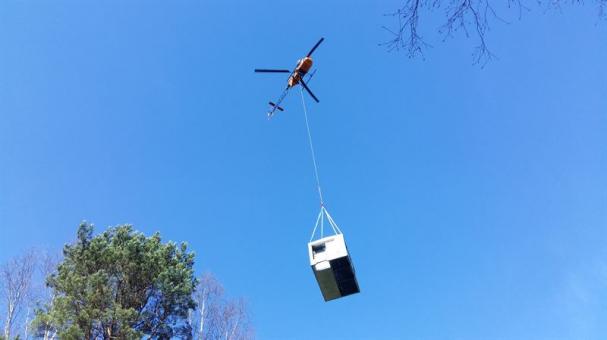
[33,223,197,339]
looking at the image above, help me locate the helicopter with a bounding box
[254,37,324,118]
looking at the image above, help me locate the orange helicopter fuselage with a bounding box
[288,57,313,88]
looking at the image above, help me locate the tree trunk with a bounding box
[4,301,15,339]
[228,318,240,340]
[24,307,30,340]
[198,288,206,339]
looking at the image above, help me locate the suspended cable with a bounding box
[300,88,345,241]
[300,88,324,206]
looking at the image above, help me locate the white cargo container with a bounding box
[308,233,360,301]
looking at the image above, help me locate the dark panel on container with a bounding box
[330,256,360,297]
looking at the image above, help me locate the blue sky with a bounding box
[1,1,606,339]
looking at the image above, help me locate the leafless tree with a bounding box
[215,298,253,340]
[30,251,60,340]
[192,273,223,339]
[190,273,254,340]
[1,251,36,339]
[383,0,606,66]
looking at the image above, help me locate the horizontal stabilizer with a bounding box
[269,101,284,111]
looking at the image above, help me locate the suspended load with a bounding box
[308,206,360,301]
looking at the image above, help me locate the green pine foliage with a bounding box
[32,223,197,339]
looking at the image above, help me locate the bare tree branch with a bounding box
[440,0,502,66]
[191,273,253,340]
[381,0,432,58]
[33,251,60,340]
[383,0,605,65]
[1,251,36,339]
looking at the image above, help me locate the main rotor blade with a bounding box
[306,38,325,57]
[254,69,291,73]
[299,77,319,103]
